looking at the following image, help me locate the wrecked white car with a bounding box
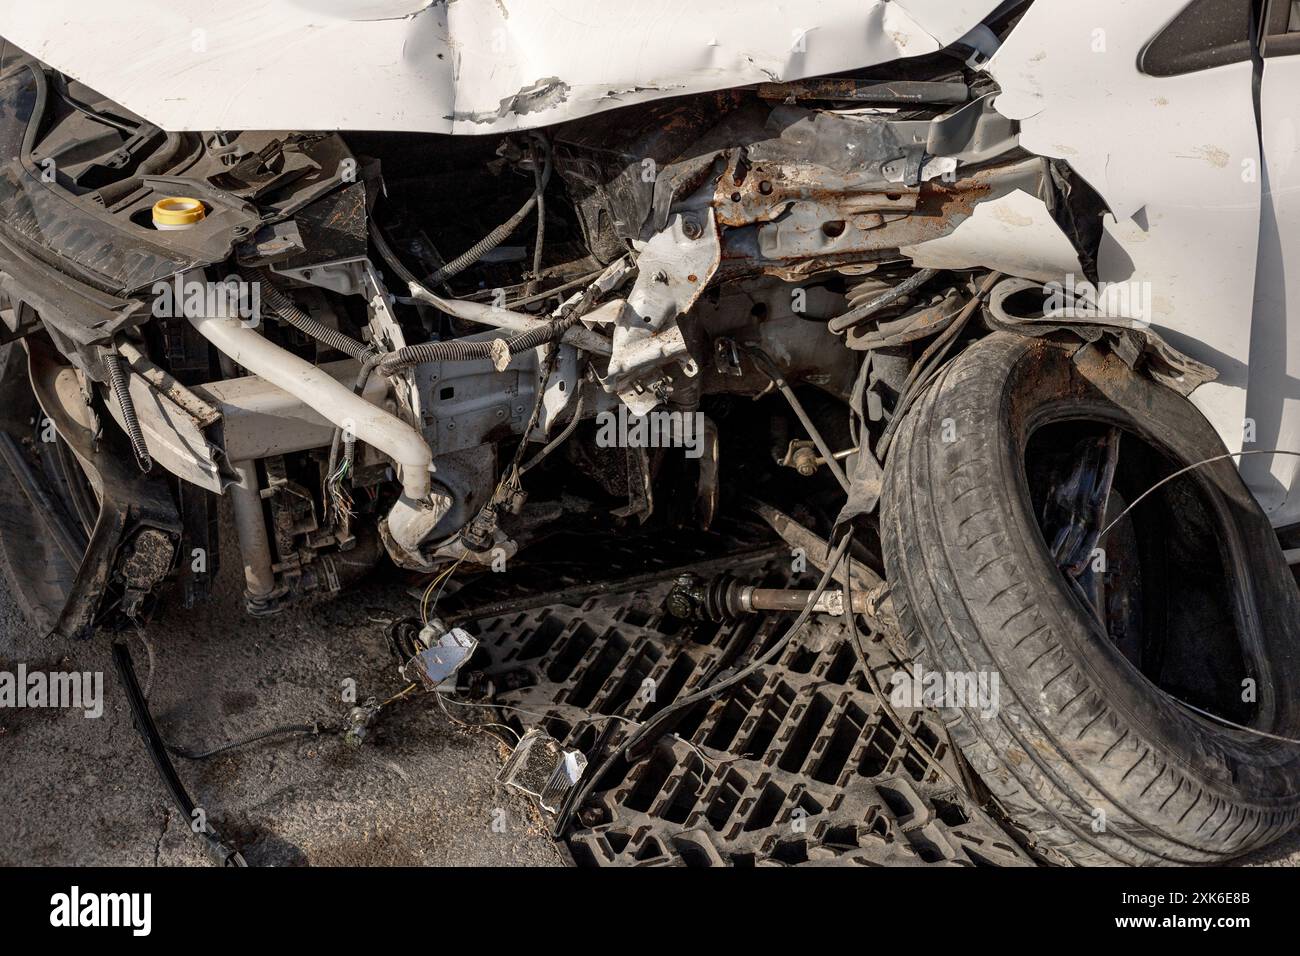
[1,0,1299,867]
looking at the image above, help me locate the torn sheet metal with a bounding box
[607,206,720,413]
[985,276,1219,398]
[0,0,1000,134]
[403,625,477,690]
[902,188,1084,284]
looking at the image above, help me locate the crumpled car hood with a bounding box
[0,0,1000,134]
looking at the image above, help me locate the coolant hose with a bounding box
[184,306,432,503]
[187,305,452,559]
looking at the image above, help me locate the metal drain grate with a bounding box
[467,573,1032,867]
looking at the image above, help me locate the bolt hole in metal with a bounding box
[1025,420,1254,726]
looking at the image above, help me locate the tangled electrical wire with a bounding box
[420,553,467,624]
[325,440,356,524]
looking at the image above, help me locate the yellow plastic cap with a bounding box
[152,196,206,228]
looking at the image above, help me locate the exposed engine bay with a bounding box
[0,9,1108,629]
[6,0,1300,872]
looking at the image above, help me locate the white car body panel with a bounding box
[988,2,1262,463]
[902,188,1085,284]
[983,0,1295,524]
[0,0,1001,135]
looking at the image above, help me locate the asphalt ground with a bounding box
[0,514,564,867]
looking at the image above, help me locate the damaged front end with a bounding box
[0,7,1095,636]
[8,0,1299,871]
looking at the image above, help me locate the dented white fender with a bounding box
[909,0,1296,525]
[0,0,1002,134]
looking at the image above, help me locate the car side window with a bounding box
[1262,0,1300,55]
[1137,0,1255,76]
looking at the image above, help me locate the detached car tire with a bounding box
[881,332,1300,865]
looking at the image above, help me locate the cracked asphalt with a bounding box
[0,511,565,867]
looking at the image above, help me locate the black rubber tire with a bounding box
[0,341,81,638]
[881,332,1300,865]
[0,499,77,636]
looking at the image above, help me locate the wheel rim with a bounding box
[1025,419,1256,727]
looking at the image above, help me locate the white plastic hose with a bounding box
[185,310,432,501]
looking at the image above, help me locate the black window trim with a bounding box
[1261,0,1300,56]
[1137,0,1256,77]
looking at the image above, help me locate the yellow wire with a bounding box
[419,554,466,624]
[382,682,418,707]
[419,568,451,624]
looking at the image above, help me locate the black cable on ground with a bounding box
[165,722,336,761]
[110,642,247,867]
